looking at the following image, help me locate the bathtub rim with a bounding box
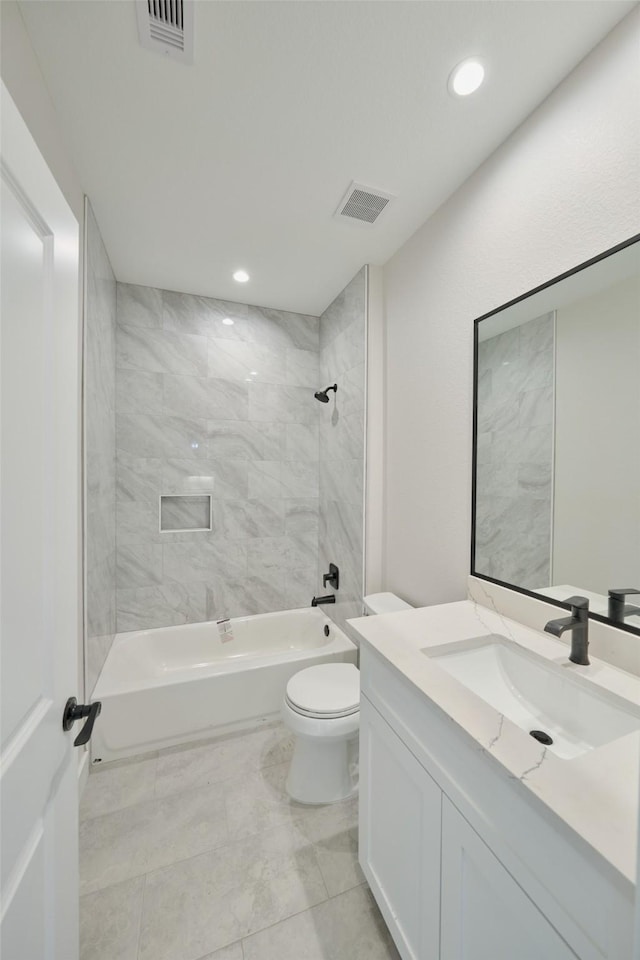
[93,607,356,698]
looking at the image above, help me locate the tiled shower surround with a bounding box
[475,313,554,589]
[115,280,366,632]
[318,268,366,631]
[85,204,117,690]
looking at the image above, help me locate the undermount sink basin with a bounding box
[423,635,640,759]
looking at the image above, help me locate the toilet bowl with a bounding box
[283,663,360,804]
[282,593,413,804]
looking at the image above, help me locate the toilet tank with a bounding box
[363,592,413,615]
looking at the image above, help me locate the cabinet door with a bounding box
[359,695,441,960]
[441,798,578,960]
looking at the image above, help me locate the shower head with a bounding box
[314,384,337,403]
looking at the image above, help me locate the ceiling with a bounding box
[20,0,635,315]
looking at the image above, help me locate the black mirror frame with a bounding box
[470,232,640,636]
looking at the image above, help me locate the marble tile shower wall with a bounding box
[318,268,366,632]
[475,313,554,590]
[85,204,117,691]
[115,284,321,631]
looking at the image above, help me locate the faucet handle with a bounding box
[564,595,589,611]
[607,588,640,622]
[563,596,589,622]
[608,588,640,599]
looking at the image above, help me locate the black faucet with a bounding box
[312,595,335,607]
[608,588,640,624]
[544,596,590,665]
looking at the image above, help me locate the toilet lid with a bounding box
[286,663,360,717]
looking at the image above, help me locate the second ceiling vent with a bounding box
[136,0,194,64]
[334,181,395,226]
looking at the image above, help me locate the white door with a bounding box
[359,695,442,960]
[1,84,82,959]
[440,797,578,960]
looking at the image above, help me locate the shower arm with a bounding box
[314,383,338,403]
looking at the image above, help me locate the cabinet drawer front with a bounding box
[360,696,441,960]
[441,798,578,960]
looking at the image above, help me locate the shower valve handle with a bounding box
[62,697,102,747]
[323,563,340,590]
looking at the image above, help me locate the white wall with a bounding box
[365,265,385,596]
[0,1,83,222]
[382,8,640,608]
[553,274,640,592]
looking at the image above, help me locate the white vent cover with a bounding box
[136,0,194,64]
[334,181,395,226]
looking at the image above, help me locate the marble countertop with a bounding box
[348,598,640,885]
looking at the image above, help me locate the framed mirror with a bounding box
[472,234,640,634]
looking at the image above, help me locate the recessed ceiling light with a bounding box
[222,317,234,326]
[449,58,485,97]
[233,269,250,283]
[250,371,258,376]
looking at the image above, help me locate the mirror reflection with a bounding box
[473,237,640,629]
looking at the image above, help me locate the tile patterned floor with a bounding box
[80,723,401,960]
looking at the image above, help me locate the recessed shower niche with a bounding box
[159,495,213,533]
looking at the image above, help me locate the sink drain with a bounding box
[529,730,553,746]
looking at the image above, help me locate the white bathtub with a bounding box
[91,607,357,763]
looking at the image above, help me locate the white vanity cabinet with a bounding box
[360,697,442,960]
[440,799,577,960]
[360,695,577,960]
[358,645,635,960]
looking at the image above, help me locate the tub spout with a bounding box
[311,595,335,606]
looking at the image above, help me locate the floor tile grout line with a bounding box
[81,799,345,899]
[314,850,332,904]
[239,900,323,951]
[137,856,330,960]
[152,753,294,803]
[84,813,342,950]
[81,781,215,828]
[82,804,359,901]
[238,880,368,954]
[135,872,147,960]
[82,752,286,827]
[192,943,244,960]
[327,877,367,900]
[80,833,232,899]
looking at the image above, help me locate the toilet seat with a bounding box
[285,697,359,720]
[285,663,360,719]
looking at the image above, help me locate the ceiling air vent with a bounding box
[136,0,194,64]
[334,181,395,227]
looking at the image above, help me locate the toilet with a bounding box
[282,592,413,804]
